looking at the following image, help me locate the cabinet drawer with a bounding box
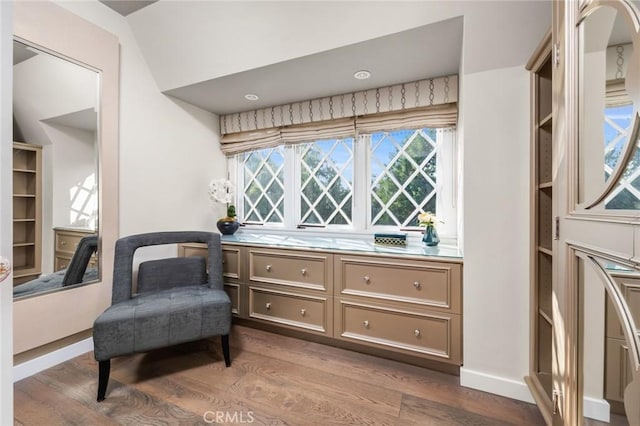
[179,243,242,280]
[222,248,241,280]
[249,286,329,334]
[55,255,97,272]
[337,256,461,313]
[249,249,330,292]
[224,283,241,316]
[55,233,85,254]
[335,299,461,364]
[55,256,71,271]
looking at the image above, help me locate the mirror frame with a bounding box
[12,1,119,355]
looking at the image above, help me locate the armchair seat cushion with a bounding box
[93,285,231,361]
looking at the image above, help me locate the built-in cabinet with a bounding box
[179,242,463,369]
[53,228,97,272]
[12,142,42,285]
[526,31,555,422]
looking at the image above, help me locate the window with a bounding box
[234,127,457,236]
[241,146,285,224]
[370,128,437,227]
[299,138,354,226]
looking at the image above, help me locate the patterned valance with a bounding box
[220,75,458,135]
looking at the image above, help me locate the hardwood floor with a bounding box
[14,325,548,425]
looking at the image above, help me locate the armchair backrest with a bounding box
[112,231,223,304]
[62,234,98,286]
[137,257,207,294]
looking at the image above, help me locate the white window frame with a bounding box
[232,129,458,240]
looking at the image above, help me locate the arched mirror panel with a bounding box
[575,251,640,424]
[577,0,640,212]
[11,39,100,300]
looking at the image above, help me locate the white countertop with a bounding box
[221,231,462,260]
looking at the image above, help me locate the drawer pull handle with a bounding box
[265,302,271,310]
[266,265,272,272]
[413,281,421,289]
[61,241,66,246]
[363,276,370,284]
[301,268,307,276]
[414,329,421,337]
[300,309,306,316]
[363,320,369,329]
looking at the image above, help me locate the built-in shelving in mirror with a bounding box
[11,40,100,299]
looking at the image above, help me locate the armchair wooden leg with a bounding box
[221,334,231,367]
[97,359,111,402]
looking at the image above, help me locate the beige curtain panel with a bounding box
[220,128,282,156]
[606,79,633,108]
[356,103,457,134]
[281,118,356,144]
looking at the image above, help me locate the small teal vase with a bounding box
[422,225,440,246]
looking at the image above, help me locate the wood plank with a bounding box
[229,348,403,416]
[400,393,542,426]
[14,376,118,426]
[229,371,418,426]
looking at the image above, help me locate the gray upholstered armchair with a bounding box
[92,231,231,401]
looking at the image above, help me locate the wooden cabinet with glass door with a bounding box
[525,30,555,423]
[12,142,42,285]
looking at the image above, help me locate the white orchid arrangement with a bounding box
[208,179,236,220]
[417,211,442,228]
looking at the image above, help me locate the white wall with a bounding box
[0,1,13,423]
[55,1,226,239]
[459,65,533,402]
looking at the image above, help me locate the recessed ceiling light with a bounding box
[354,70,371,80]
[244,94,259,101]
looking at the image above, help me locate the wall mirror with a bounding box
[577,1,640,211]
[577,254,640,424]
[11,39,100,300]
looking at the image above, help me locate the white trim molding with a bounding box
[460,368,536,404]
[461,368,611,422]
[13,337,93,383]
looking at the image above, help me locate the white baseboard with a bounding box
[583,396,610,423]
[461,368,611,423]
[13,337,93,383]
[460,367,536,403]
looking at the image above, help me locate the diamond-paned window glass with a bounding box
[604,104,640,209]
[241,146,285,224]
[299,138,354,226]
[370,128,438,227]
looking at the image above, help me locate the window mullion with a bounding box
[353,134,368,231]
[284,145,298,228]
[230,154,242,220]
